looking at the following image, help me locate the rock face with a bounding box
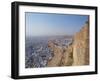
[72,22,89,65]
[47,39,73,66]
[61,43,73,66]
[47,41,64,66]
[47,22,89,66]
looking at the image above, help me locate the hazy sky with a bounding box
[26,12,88,37]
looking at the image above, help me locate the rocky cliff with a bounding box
[47,22,89,66]
[47,41,64,66]
[72,22,89,65]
